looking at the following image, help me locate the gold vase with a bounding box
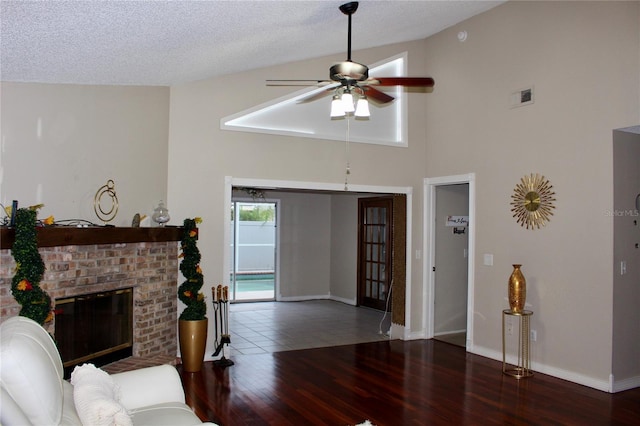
[179,319,208,372]
[508,264,526,313]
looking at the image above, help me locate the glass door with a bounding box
[357,197,393,311]
[230,201,276,302]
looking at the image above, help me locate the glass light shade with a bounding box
[342,92,355,113]
[354,97,370,118]
[330,95,346,117]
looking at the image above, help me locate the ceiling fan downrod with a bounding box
[339,2,359,62]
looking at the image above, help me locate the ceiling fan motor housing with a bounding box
[330,61,369,82]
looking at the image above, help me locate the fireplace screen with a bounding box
[56,288,133,376]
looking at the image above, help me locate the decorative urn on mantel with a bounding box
[508,264,527,313]
[152,200,171,227]
[177,217,208,372]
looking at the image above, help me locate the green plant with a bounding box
[11,208,52,324]
[239,205,275,222]
[178,217,207,320]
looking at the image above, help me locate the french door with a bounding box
[357,197,393,311]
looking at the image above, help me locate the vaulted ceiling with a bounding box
[1,0,504,86]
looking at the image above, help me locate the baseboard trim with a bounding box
[277,294,330,302]
[434,329,466,337]
[610,374,640,393]
[328,294,357,305]
[391,322,413,340]
[471,345,612,393]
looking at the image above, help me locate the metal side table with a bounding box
[502,309,533,379]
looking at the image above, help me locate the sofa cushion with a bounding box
[111,364,186,410]
[128,402,205,426]
[0,316,65,425]
[70,363,132,426]
[61,381,83,426]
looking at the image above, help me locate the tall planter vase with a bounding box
[179,319,208,372]
[508,264,526,313]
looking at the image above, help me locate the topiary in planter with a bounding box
[178,217,207,320]
[11,208,52,325]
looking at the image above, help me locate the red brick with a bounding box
[0,241,179,362]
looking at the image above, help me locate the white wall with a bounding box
[270,191,332,299]
[0,83,170,226]
[423,1,639,390]
[329,192,360,303]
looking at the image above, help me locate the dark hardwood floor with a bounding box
[177,340,640,426]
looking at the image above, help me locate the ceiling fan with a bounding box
[266,1,435,117]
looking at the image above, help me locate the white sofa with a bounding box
[0,316,216,426]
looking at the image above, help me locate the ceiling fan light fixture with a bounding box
[330,94,346,118]
[354,96,370,118]
[342,90,355,113]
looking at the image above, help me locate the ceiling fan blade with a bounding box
[364,87,395,104]
[296,88,335,103]
[266,79,332,87]
[366,77,435,87]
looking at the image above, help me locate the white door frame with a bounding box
[225,176,414,340]
[423,173,476,350]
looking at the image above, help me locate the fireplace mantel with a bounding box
[0,226,183,249]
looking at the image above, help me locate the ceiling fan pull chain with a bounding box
[344,118,351,191]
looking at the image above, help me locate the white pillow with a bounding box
[70,364,132,426]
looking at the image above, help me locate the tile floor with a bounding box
[227,300,392,355]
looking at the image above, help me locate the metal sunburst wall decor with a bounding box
[510,173,556,230]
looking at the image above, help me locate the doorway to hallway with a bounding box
[433,184,469,347]
[424,174,476,350]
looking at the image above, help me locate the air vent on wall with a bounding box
[510,85,534,108]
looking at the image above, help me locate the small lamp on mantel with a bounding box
[152,201,170,227]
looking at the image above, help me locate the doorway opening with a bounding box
[433,184,469,347]
[230,200,277,302]
[424,174,476,351]
[225,177,413,341]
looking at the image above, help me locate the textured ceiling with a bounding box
[1,0,504,86]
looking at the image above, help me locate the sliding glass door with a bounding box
[230,201,277,302]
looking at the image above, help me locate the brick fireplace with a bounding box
[0,227,181,365]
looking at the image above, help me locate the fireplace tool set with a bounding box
[211,285,234,367]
